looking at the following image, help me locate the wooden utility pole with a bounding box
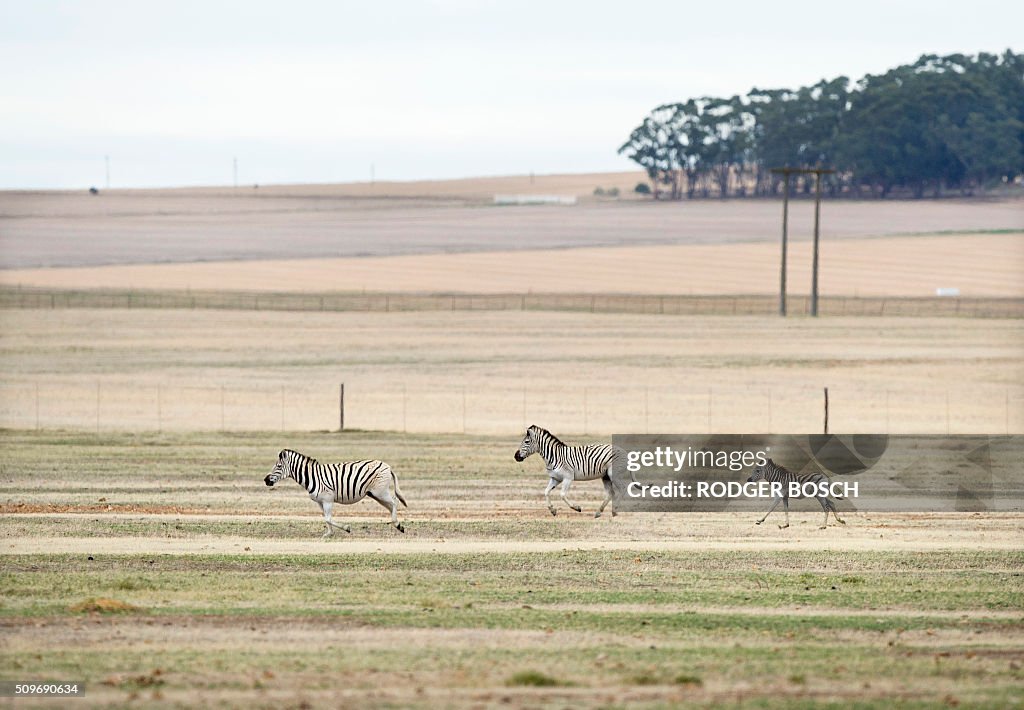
[824,387,829,435]
[779,171,790,315]
[770,167,834,317]
[812,171,823,317]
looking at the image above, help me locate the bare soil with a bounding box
[5,512,1022,554]
[1,175,1020,269]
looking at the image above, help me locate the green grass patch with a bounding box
[506,670,565,687]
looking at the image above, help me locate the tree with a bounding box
[621,50,1023,198]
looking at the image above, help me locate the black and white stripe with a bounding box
[264,449,408,537]
[747,457,846,529]
[514,425,632,518]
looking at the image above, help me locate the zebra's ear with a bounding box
[278,449,287,459]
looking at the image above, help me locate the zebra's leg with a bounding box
[560,477,582,513]
[317,501,333,538]
[544,477,558,516]
[820,497,846,527]
[779,498,790,529]
[320,501,352,535]
[595,475,614,519]
[368,491,405,533]
[756,496,782,525]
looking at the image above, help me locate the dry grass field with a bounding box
[3,232,1021,297]
[1,174,1022,708]
[0,308,1021,434]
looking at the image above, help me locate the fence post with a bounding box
[823,387,829,435]
[339,383,345,432]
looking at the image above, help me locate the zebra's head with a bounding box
[264,450,292,487]
[514,426,540,462]
[747,458,773,483]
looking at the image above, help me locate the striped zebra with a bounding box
[513,425,632,518]
[264,449,407,537]
[747,457,846,529]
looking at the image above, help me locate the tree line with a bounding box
[619,51,1023,199]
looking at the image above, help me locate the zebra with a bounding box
[747,457,846,529]
[513,425,632,518]
[264,449,407,537]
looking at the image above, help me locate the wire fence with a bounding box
[1,381,1020,435]
[2,287,1022,318]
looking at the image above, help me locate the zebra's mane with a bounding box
[529,425,565,447]
[280,449,317,465]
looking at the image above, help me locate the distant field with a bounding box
[1,430,1022,708]
[4,232,1021,297]
[0,173,1020,269]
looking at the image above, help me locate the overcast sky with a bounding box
[2,0,1021,189]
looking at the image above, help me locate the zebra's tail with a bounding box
[826,476,844,500]
[390,468,408,507]
[612,445,636,484]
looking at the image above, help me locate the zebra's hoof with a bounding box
[778,524,789,529]
[755,520,763,526]
[549,509,557,516]
[611,511,618,517]
[838,519,847,526]
[572,506,582,513]
[594,511,601,519]
[818,525,827,529]
[397,523,405,533]
[344,526,352,534]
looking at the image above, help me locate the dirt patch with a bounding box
[1,503,236,515]
[68,597,142,614]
